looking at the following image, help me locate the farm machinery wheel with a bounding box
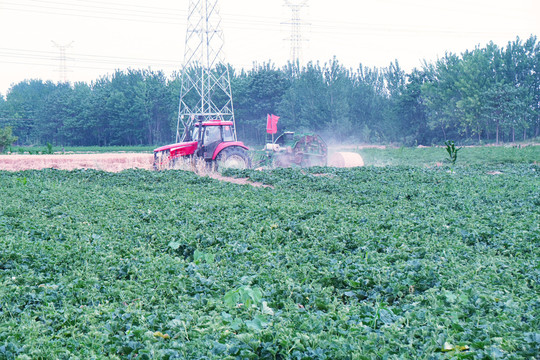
[216,147,251,170]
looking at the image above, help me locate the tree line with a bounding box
[1,35,538,148]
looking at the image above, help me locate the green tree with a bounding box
[4,80,56,144]
[349,65,388,143]
[422,55,463,142]
[233,63,290,144]
[394,68,430,145]
[0,94,7,128]
[323,57,353,141]
[0,126,18,153]
[280,62,329,133]
[502,36,539,141]
[59,82,93,146]
[38,83,73,145]
[482,81,525,144]
[88,76,115,146]
[532,37,540,138]
[143,69,176,145]
[384,60,408,143]
[456,44,496,141]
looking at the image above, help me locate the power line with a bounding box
[2,3,185,25]
[1,2,535,74]
[2,1,287,30]
[5,0,185,18]
[2,0,286,30]
[0,47,177,63]
[0,48,180,68]
[1,2,285,31]
[4,1,523,38]
[67,0,187,14]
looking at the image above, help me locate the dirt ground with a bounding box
[205,172,274,188]
[0,153,154,172]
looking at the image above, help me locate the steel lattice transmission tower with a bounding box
[51,41,74,83]
[176,0,236,142]
[283,0,309,64]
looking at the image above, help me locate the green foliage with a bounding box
[11,145,154,154]
[444,140,463,165]
[0,126,17,153]
[422,37,539,145]
[224,286,263,309]
[61,145,155,153]
[44,142,53,154]
[354,145,539,167]
[0,155,538,358]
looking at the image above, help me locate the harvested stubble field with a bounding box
[0,153,154,172]
[0,147,539,359]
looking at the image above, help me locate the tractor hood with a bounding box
[154,141,198,156]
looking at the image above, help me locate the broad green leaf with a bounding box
[224,290,238,307]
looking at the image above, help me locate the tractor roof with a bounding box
[194,120,234,126]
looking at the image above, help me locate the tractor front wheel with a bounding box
[216,147,251,170]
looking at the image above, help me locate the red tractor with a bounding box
[153,118,251,170]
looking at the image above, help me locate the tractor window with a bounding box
[191,127,200,142]
[222,126,234,141]
[204,126,221,145]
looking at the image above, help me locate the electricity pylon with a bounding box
[283,0,309,65]
[176,0,236,142]
[51,41,74,83]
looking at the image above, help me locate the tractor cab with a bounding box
[191,121,236,160]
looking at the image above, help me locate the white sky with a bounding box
[1,0,539,96]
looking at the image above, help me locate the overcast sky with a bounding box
[1,0,539,96]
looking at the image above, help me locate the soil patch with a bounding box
[0,154,154,172]
[205,173,274,189]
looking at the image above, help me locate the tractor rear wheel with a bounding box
[216,147,251,170]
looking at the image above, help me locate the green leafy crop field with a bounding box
[353,144,540,167]
[1,153,539,358]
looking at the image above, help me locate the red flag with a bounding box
[266,114,279,134]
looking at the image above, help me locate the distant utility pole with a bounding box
[176,0,236,142]
[283,0,309,65]
[51,41,74,83]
